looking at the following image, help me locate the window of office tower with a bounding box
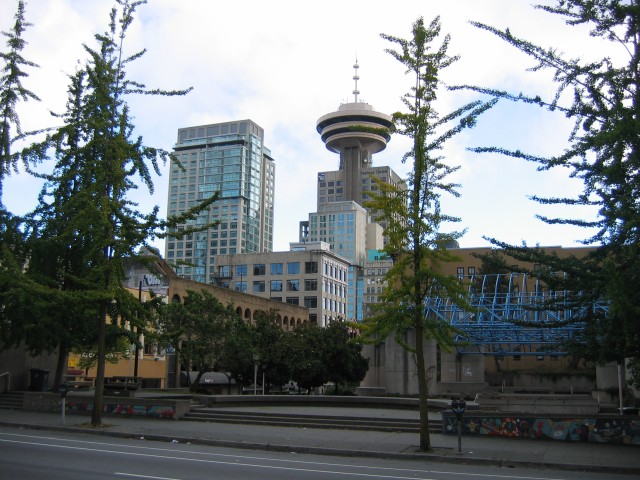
[287,262,300,274]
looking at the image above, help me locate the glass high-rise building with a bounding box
[165,120,275,284]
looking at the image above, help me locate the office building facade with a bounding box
[165,120,275,283]
[214,242,350,327]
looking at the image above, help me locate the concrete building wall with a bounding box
[365,223,384,251]
[213,243,348,327]
[361,331,438,396]
[0,346,58,392]
[168,275,309,329]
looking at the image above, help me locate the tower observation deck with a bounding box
[316,60,394,204]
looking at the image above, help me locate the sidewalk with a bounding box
[0,407,639,475]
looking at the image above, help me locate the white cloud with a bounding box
[1,0,611,252]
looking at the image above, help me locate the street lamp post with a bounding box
[253,353,259,395]
[134,280,142,378]
[451,398,467,454]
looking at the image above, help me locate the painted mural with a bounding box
[443,413,640,445]
[66,400,176,419]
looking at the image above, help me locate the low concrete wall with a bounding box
[442,410,640,445]
[23,392,191,419]
[204,394,456,410]
[355,387,386,396]
[512,373,595,391]
[476,393,599,415]
[437,382,488,396]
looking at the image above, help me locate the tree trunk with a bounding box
[190,370,204,393]
[414,321,431,451]
[91,305,107,426]
[53,342,69,389]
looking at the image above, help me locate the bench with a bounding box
[64,373,93,391]
[104,376,142,397]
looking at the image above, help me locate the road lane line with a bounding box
[115,473,183,480]
[0,432,570,480]
[0,437,463,480]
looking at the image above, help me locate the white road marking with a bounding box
[0,431,571,480]
[115,474,183,480]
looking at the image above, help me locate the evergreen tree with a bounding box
[154,290,236,393]
[323,322,368,394]
[0,209,30,349]
[0,1,39,353]
[220,315,256,389]
[19,0,215,426]
[288,322,329,393]
[359,17,495,451]
[252,310,290,392]
[455,1,640,385]
[0,0,39,204]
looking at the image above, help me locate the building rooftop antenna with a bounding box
[352,57,360,103]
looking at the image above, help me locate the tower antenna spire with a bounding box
[352,57,360,103]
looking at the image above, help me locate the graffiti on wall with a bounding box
[443,413,640,445]
[66,401,176,419]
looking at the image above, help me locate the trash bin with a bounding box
[29,368,50,391]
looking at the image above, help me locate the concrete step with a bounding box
[183,408,441,433]
[0,392,23,410]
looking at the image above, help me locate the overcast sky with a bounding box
[3,0,616,253]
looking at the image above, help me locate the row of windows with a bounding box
[457,267,477,278]
[178,122,258,141]
[324,262,346,281]
[217,261,319,277]
[243,279,318,293]
[366,268,389,276]
[318,188,344,195]
[266,296,318,308]
[243,293,343,315]
[323,280,346,298]
[362,176,388,183]
[167,248,240,259]
[228,278,345,297]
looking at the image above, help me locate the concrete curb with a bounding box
[2,420,639,476]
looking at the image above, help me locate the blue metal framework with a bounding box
[424,274,609,356]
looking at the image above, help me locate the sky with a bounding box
[2,0,616,253]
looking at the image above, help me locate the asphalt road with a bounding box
[0,428,634,480]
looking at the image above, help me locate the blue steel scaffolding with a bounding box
[424,273,609,356]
